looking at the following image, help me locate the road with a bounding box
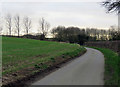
[32,48,104,85]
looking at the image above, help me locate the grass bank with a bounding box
[2,37,86,86]
[90,47,119,86]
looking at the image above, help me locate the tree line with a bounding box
[51,25,120,45]
[0,13,120,45]
[0,14,50,40]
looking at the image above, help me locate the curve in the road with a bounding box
[32,47,104,85]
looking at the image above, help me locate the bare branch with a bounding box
[23,16,32,35]
[14,15,20,37]
[0,14,3,35]
[5,14,12,35]
[0,27,2,35]
[39,17,50,36]
[102,0,120,13]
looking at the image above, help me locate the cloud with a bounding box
[1,0,104,2]
[1,2,117,31]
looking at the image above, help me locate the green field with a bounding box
[90,47,119,86]
[2,37,85,75]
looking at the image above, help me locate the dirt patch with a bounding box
[2,50,86,87]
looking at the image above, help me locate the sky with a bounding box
[0,0,118,35]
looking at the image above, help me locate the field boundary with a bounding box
[85,41,120,55]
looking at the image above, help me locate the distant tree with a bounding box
[14,15,20,37]
[52,26,113,43]
[109,26,120,40]
[0,15,2,35]
[90,28,97,40]
[102,0,120,13]
[52,26,89,45]
[85,28,99,41]
[77,34,89,45]
[86,28,91,36]
[96,29,100,40]
[51,26,66,41]
[66,27,81,43]
[39,17,50,39]
[23,16,32,35]
[0,27,2,35]
[5,14,12,35]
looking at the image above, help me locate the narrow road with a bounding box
[32,48,104,85]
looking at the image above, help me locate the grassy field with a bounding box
[90,47,119,86]
[2,37,86,84]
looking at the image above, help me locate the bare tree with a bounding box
[102,0,120,13]
[14,15,20,37]
[102,0,120,33]
[0,27,2,35]
[23,16,31,35]
[5,14,12,35]
[44,22,50,35]
[0,15,3,35]
[39,17,50,37]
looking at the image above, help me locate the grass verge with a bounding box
[89,47,119,86]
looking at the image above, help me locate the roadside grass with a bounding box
[89,47,119,86]
[2,36,86,85]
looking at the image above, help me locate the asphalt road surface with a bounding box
[32,47,104,85]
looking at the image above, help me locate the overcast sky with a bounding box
[0,0,118,34]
